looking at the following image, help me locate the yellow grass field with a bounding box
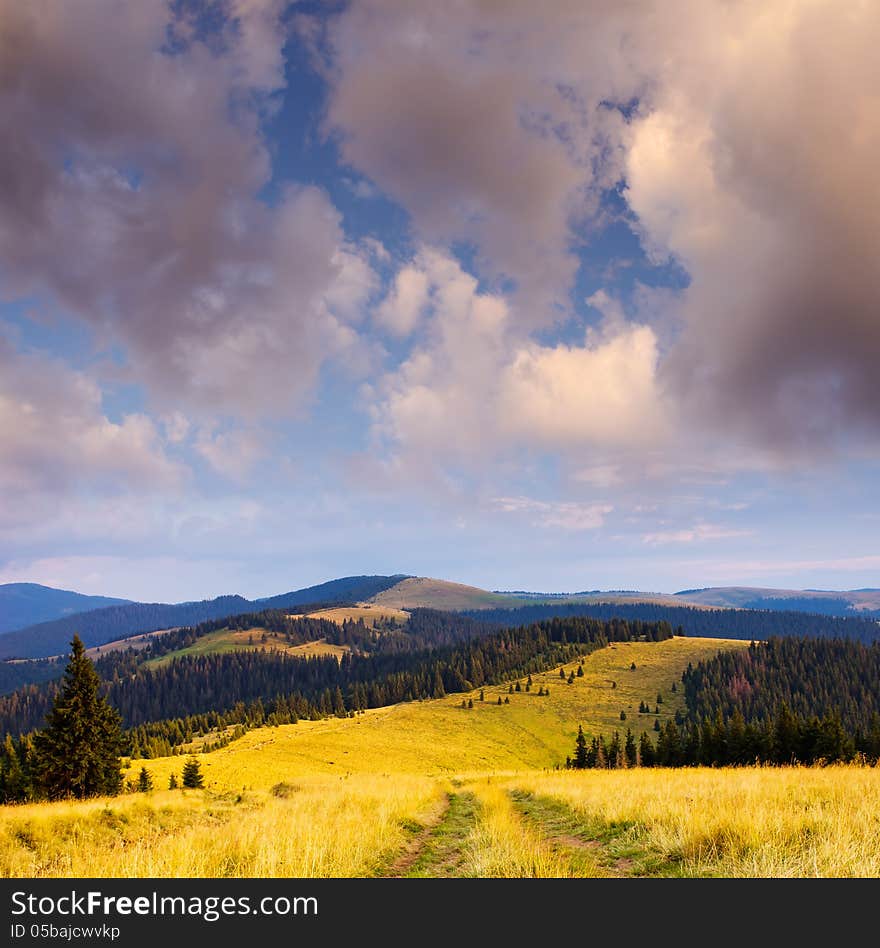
[144,628,351,668]
[3,636,879,878]
[305,605,410,628]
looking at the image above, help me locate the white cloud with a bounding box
[641,523,754,546]
[371,249,669,468]
[375,265,431,336]
[0,335,183,531]
[195,426,266,482]
[493,496,612,531]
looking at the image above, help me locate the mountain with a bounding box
[368,577,519,610]
[0,583,130,635]
[673,586,880,616]
[6,573,879,662]
[259,574,410,609]
[0,575,409,660]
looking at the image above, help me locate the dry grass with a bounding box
[0,776,444,878]
[305,605,410,628]
[463,779,577,877]
[507,765,880,877]
[5,635,878,878]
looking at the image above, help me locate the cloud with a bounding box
[324,0,641,322]
[0,334,182,532]
[371,249,669,467]
[327,0,880,457]
[0,1,376,420]
[493,496,612,531]
[195,426,266,482]
[375,264,431,336]
[621,1,880,450]
[641,523,753,546]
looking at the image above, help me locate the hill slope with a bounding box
[0,583,130,636]
[369,577,519,610]
[675,585,880,615]
[0,575,408,660]
[140,637,745,784]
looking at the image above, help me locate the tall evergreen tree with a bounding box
[573,725,589,769]
[137,766,153,792]
[181,756,204,789]
[33,636,123,800]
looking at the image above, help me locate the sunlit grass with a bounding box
[0,776,443,878]
[506,765,880,877]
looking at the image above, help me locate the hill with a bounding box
[674,585,880,616]
[0,583,130,636]
[369,577,519,610]
[0,575,408,660]
[138,636,743,782]
[4,634,880,879]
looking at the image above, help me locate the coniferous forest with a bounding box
[0,616,673,801]
[464,602,880,643]
[568,637,880,769]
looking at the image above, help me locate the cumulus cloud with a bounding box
[375,265,431,336]
[0,0,376,419]
[0,334,182,532]
[371,249,669,465]
[329,0,880,456]
[324,0,644,321]
[195,426,266,482]
[622,1,880,449]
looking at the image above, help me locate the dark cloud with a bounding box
[0,0,374,418]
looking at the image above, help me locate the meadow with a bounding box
[2,636,878,878]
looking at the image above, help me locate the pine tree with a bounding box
[169,772,179,789]
[620,710,627,721]
[33,636,123,800]
[137,767,153,792]
[573,725,589,769]
[576,665,584,677]
[181,756,204,789]
[624,729,638,767]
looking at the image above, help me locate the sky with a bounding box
[1,0,879,602]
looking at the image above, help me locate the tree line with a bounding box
[0,617,674,801]
[567,636,880,769]
[463,602,880,644]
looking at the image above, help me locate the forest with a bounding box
[463,601,880,643]
[0,574,408,660]
[0,615,673,801]
[568,637,880,769]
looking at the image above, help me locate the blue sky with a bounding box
[1,0,879,601]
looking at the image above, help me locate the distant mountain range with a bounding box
[0,583,131,635]
[1,575,878,660]
[0,575,409,659]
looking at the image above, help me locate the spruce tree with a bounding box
[137,767,153,792]
[573,725,589,769]
[181,756,204,789]
[169,773,179,790]
[33,636,123,800]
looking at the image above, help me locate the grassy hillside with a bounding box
[4,635,880,879]
[142,627,347,669]
[370,577,520,610]
[305,605,410,628]
[138,637,744,786]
